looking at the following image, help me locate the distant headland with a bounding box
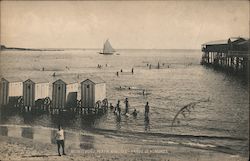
[0,44,64,51]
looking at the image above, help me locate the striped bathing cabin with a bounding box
[81,78,106,108]
[0,77,23,105]
[23,78,49,108]
[52,78,78,109]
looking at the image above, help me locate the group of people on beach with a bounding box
[109,98,150,118]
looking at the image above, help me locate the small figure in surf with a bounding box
[114,100,121,116]
[131,68,134,74]
[145,102,150,117]
[116,71,119,77]
[132,108,138,117]
[109,103,114,110]
[124,98,129,114]
[120,69,123,72]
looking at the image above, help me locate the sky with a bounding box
[0,1,249,49]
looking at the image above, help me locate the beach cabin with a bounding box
[52,79,78,109]
[0,77,23,105]
[81,78,106,108]
[23,78,49,108]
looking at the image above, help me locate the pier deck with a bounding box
[201,37,249,79]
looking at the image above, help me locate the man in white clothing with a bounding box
[55,125,66,156]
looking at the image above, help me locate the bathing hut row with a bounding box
[0,77,106,110]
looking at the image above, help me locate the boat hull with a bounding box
[99,52,114,55]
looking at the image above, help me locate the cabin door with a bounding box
[0,81,8,105]
[24,83,34,107]
[85,83,94,108]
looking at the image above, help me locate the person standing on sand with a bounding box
[55,125,66,156]
[145,102,149,117]
[131,68,134,74]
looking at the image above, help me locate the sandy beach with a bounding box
[0,135,247,161]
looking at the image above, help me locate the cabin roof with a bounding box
[24,78,49,84]
[1,77,22,83]
[81,77,105,84]
[53,78,77,84]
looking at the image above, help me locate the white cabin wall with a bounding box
[94,83,106,102]
[9,82,23,97]
[34,83,49,100]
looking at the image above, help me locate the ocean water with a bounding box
[0,49,248,156]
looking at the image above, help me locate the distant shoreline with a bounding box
[1,48,200,51]
[1,46,64,51]
[1,45,200,51]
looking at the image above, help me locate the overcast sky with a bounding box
[1,1,249,49]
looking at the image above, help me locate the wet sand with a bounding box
[0,136,247,161]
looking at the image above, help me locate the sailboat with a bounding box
[99,39,116,55]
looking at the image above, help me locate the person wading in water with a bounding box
[114,100,121,116]
[55,125,66,156]
[145,102,150,117]
[124,98,129,114]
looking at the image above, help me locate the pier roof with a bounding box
[202,40,228,45]
[202,37,246,46]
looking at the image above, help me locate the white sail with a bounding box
[103,39,115,53]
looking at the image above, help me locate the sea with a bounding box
[0,49,248,157]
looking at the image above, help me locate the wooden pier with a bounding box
[201,37,249,79]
